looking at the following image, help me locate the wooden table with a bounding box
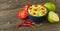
[0,0,60,31]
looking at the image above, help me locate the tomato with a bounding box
[18,10,28,19]
[29,8,32,10]
[34,9,37,11]
[42,12,45,15]
[33,12,36,15]
[24,4,31,11]
[41,8,44,10]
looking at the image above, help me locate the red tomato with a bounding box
[34,9,37,11]
[41,8,44,10]
[18,10,28,19]
[42,12,45,15]
[33,12,36,15]
[29,8,32,10]
[24,4,31,11]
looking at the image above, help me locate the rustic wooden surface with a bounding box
[0,0,60,31]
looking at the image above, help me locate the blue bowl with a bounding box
[28,14,47,22]
[27,5,48,22]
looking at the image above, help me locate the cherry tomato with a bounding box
[18,10,28,19]
[24,4,31,11]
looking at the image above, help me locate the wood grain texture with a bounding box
[0,0,60,31]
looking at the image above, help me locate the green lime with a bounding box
[44,2,56,12]
[48,11,59,23]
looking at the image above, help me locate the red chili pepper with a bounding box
[22,24,30,26]
[24,4,31,11]
[16,23,31,28]
[16,24,21,28]
[24,21,34,25]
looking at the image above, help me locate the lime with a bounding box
[48,11,59,23]
[44,2,56,12]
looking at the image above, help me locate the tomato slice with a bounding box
[42,12,45,15]
[33,12,36,15]
[34,9,37,11]
[24,4,31,11]
[29,8,32,10]
[18,10,28,19]
[41,8,44,10]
